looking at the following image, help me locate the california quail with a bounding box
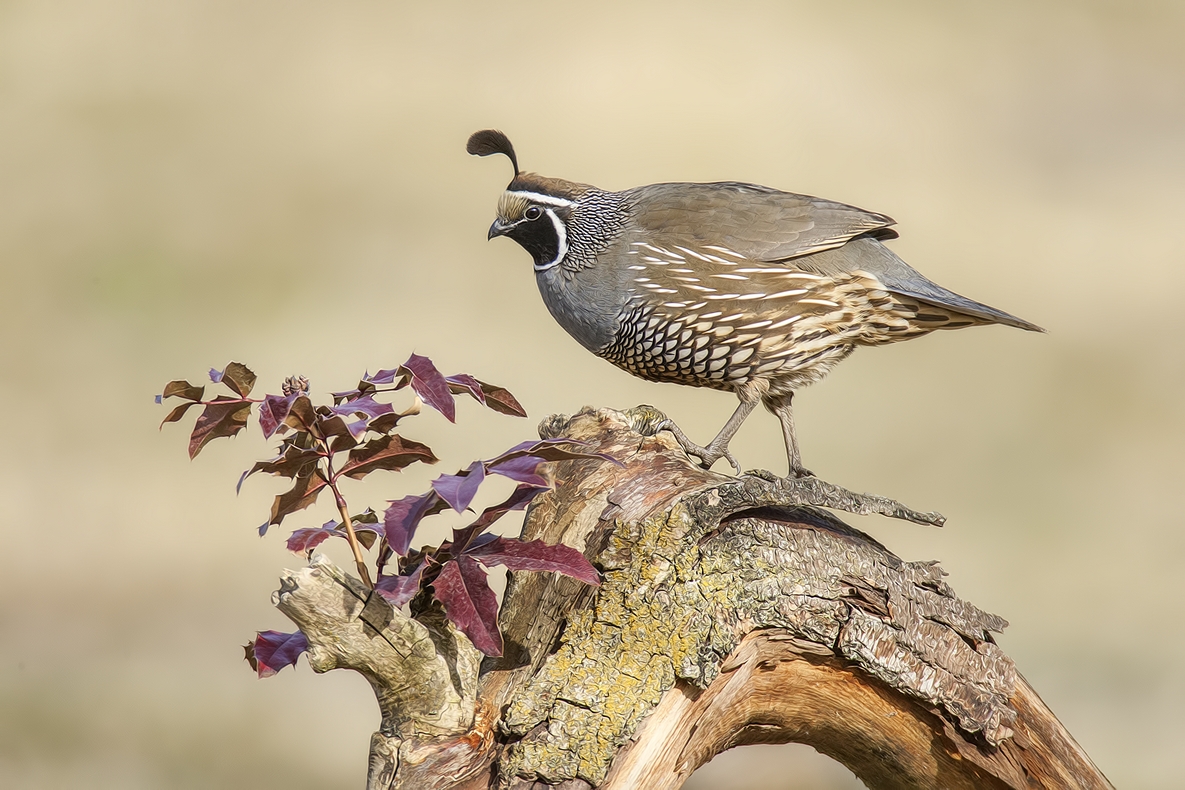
[467,129,1042,477]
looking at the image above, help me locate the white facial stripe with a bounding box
[508,190,578,208]
[534,208,568,272]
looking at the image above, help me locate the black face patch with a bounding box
[506,210,562,268]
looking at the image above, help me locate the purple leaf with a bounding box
[483,439,618,485]
[286,523,339,554]
[364,368,402,386]
[490,439,618,465]
[210,362,257,397]
[344,418,370,440]
[188,397,252,458]
[383,491,448,556]
[339,434,437,480]
[375,560,426,607]
[467,484,546,532]
[248,630,308,678]
[446,374,486,404]
[431,461,485,512]
[259,393,297,439]
[348,398,421,438]
[432,557,502,656]
[466,537,600,586]
[287,520,381,554]
[327,394,395,421]
[400,354,455,422]
[320,394,391,439]
[484,454,549,488]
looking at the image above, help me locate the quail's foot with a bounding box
[656,418,742,476]
[743,467,815,482]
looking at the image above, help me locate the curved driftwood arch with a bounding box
[273,406,1112,790]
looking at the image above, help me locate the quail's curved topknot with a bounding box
[467,129,519,177]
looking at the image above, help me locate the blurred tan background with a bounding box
[2,1,1183,787]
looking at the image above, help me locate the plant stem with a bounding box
[332,484,374,588]
[299,407,374,590]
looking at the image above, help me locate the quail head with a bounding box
[467,129,1042,477]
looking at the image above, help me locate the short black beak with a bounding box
[487,219,507,241]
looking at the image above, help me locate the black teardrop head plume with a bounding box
[467,129,519,176]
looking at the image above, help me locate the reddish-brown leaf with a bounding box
[159,400,200,428]
[238,444,321,492]
[432,557,502,656]
[162,380,205,401]
[328,433,359,453]
[188,397,252,458]
[269,474,327,526]
[210,362,257,397]
[467,537,600,585]
[339,435,438,480]
[475,379,526,417]
[282,396,318,433]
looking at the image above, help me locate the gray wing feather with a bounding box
[627,182,1042,332]
[805,238,1044,332]
[629,182,896,261]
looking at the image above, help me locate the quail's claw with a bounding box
[788,464,815,479]
[655,419,743,476]
[720,448,743,476]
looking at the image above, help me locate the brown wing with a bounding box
[626,181,895,263]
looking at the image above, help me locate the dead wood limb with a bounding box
[271,406,1112,790]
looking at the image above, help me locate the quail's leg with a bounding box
[766,392,813,478]
[657,398,757,475]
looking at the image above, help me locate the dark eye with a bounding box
[524,206,543,220]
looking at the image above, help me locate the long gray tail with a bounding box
[862,238,1044,333]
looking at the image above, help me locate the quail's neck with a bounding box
[541,187,631,274]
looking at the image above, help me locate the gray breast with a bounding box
[535,264,633,354]
[533,189,636,354]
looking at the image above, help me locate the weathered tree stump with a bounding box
[272,406,1112,790]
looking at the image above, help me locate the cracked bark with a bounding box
[272,406,1112,790]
